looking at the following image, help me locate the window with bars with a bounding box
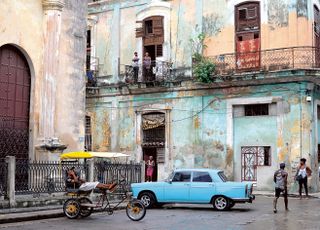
[84,116,92,151]
[244,104,269,116]
[156,44,163,57]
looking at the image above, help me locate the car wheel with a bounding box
[213,196,229,211]
[139,192,156,209]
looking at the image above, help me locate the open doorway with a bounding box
[143,147,158,182]
[141,112,166,182]
[144,45,156,61]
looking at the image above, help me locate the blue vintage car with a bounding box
[131,169,255,210]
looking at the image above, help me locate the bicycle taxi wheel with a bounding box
[63,198,81,219]
[126,199,146,221]
[79,197,93,217]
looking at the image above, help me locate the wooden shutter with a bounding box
[153,16,164,36]
[136,21,144,38]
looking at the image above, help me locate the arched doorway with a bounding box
[0,44,31,160]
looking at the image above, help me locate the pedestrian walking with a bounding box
[132,51,139,83]
[273,163,288,213]
[295,158,312,199]
[146,155,155,182]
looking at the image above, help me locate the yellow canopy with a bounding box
[60,151,129,160]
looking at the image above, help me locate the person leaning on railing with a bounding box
[67,167,116,192]
[132,52,139,83]
[143,52,152,82]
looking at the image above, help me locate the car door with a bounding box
[189,171,215,203]
[163,171,191,202]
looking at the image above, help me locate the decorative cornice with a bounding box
[42,0,65,11]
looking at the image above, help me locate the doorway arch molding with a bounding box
[136,1,171,62]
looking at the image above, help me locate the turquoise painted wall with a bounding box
[87,82,317,190]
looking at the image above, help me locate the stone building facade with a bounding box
[0,0,88,162]
[86,0,320,191]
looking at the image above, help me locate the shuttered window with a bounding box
[136,16,164,44]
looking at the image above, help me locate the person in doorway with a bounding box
[295,158,312,199]
[67,167,116,192]
[146,156,155,182]
[132,51,139,83]
[143,52,152,82]
[273,163,288,213]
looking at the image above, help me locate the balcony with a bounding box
[121,61,191,87]
[209,46,320,76]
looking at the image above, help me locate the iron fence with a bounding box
[15,161,88,195]
[0,160,7,198]
[208,46,320,76]
[122,61,180,84]
[12,160,142,195]
[94,161,142,192]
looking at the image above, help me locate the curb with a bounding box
[0,203,127,224]
[0,210,64,224]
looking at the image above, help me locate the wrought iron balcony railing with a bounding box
[121,61,173,84]
[208,46,320,76]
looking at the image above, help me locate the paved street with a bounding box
[1,196,320,230]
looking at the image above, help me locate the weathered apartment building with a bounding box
[0,0,88,162]
[86,0,320,191]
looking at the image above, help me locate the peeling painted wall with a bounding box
[0,0,87,160]
[88,0,316,83]
[87,80,318,190]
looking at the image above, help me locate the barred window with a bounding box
[244,104,269,116]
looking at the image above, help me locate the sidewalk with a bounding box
[254,190,320,198]
[0,201,127,224]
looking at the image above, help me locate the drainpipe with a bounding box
[300,84,303,158]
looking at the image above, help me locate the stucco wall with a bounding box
[56,0,87,152]
[87,81,317,190]
[89,0,317,83]
[0,0,87,160]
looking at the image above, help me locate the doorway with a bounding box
[143,147,158,182]
[0,45,31,160]
[141,112,166,182]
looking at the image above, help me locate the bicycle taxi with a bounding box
[60,151,146,221]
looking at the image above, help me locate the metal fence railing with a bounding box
[207,46,320,76]
[0,160,7,198]
[120,61,174,84]
[94,161,142,192]
[12,160,142,196]
[15,161,88,195]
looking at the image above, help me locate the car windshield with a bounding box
[218,171,228,182]
[167,171,174,181]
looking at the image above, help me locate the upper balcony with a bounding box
[86,46,320,96]
[209,46,320,77]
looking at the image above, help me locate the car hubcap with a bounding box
[141,195,151,206]
[215,197,227,209]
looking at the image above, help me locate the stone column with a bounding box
[88,159,94,182]
[5,156,16,207]
[40,0,64,139]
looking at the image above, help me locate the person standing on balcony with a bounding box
[143,52,152,82]
[132,52,139,83]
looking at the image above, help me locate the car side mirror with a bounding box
[169,179,173,184]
